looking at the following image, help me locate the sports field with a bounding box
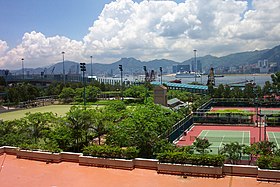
[177,125,280,149]
[268,131,280,149]
[194,130,251,154]
[0,105,72,121]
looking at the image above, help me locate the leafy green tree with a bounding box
[59,87,75,103]
[230,87,243,98]
[214,84,225,98]
[66,106,91,152]
[124,85,146,99]
[86,85,100,102]
[220,142,244,164]
[106,102,179,158]
[223,85,231,98]
[262,81,273,96]
[271,72,280,94]
[193,137,212,154]
[87,108,110,145]
[25,112,54,144]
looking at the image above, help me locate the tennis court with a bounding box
[267,131,280,149]
[192,130,251,154]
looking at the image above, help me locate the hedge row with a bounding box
[257,156,280,170]
[157,152,225,167]
[82,145,139,159]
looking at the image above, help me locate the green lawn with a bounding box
[0,105,73,121]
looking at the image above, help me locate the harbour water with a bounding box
[104,73,272,87]
[160,74,272,87]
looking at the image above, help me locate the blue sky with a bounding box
[0,0,121,47]
[0,0,186,48]
[0,0,279,69]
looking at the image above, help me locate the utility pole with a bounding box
[80,63,86,106]
[21,58,24,80]
[194,49,197,83]
[143,66,147,102]
[160,67,162,85]
[62,51,65,85]
[119,65,123,101]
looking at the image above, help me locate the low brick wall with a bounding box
[79,156,134,170]
[258,169,280,181]
[1,146,280,181]
[134,158,158,170]
[61,152,82,162]
[223,164,258,177]
[17,150,61,163]
[0,147,4,155]
[157,163,223,177]
[3,146,18,155]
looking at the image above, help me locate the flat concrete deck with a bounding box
[0,154,279,187]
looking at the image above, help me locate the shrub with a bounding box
[82,145,139,159]
[157,152,225,167]
[257,156,280,170]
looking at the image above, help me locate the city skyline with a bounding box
[0,0,279,70]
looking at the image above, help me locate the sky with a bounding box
[0,0,279,70]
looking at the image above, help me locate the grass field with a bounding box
[194,130,251,154]
[0,105,73,121]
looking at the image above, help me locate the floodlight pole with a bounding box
[194,49,197,83]
[160,67,162,85]
[21,58,24,80]
[80,63,86,106]
[119,65,123,101]
[62,51,65,85]
[90,56,93,82]
[264,115,267,141]
[143,66,147,102]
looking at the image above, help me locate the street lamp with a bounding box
[21,58,24,80]
[143,66,147,102]
[4,70,10,110]
[80,63,86,106]
[194,49,197,83]
[62,51,65,84]
[90,56,93,81]
[119,65,123,101]
[264,115,267,141]
[159,67,162,84]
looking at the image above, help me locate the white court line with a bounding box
[242,131,244,145]
[219,136,225,149]
[272,132,280,149]
[203,130,209,138]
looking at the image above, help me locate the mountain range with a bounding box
[11,44,280,76]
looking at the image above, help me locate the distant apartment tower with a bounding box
[172,64,191,73]
[258,59,269,68]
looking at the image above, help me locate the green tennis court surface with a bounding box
[267,132,280,149]
[194,130,251,154]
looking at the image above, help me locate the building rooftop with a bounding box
[0,154,277,187]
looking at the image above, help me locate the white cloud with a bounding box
[1,0,280,69]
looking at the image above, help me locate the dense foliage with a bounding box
[0,101,182,158]
[83,145,139,159]
[157,152,225,167]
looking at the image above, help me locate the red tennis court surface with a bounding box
[0,154,279,187]
[177,125,280,146]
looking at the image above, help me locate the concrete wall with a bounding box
[1,147,280,181]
